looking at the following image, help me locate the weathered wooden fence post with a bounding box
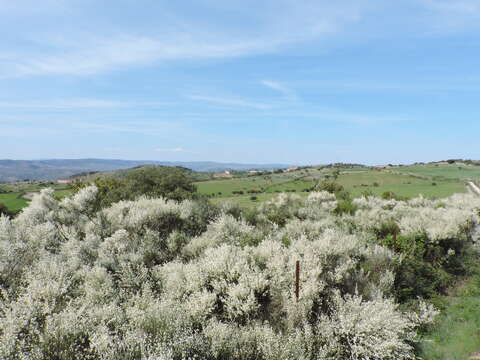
[295,260,300,302]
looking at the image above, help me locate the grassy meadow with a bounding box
[420,267,480,360]
[1,162,479,213]
[196,165,471,208]
[392,163,480,180]
[0,193,29,212]
[338,171,465,199]
[0,182,72,214]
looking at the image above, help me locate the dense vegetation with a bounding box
[1,178,479,359]
[1,162,475,215]
[71,166,198,208]
[420,265,480,359]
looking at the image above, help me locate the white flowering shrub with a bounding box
[297,191,338,220]
[257,193,304,225]
[183,214,257,257]
[1,187,478,359]
[353,194,480,241]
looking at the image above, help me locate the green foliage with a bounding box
[315,180,344,194]
[0,203,11,217]
[332,169,340,180]
[361,189,375,198]
[419,261,480,359]
[334,199,358,215]
[72,166,197,208]
[371,221,401,240]
[381,190,397,200]
[258,193,303,226]
[125,166,197,201]
[394,256,452,303]
[370,223,472,303]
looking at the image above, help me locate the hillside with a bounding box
[3,161,480,215]
[0,159,292,182]
[195,162,477,208]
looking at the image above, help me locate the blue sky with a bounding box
[1,0,480,165]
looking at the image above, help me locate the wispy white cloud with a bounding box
[3,1,480,79]
[154,147,186,153]
[261,80,298,101]
[72,121,180,136]
[4,33,305,77]
[189,95,271,110]
[0,98,169,109]
[11,36,270,77]
[0,1,371,77]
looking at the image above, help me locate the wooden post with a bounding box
[295,260,300,302]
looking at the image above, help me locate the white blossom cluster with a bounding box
[1,187,476,360]
[352,193,480,242]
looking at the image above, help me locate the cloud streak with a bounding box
[0,99,170,109]
[188,95,271,110]
[0,1,371,77]
[155,147,186,153]
[10,36,277,77]
[261,80,298,102]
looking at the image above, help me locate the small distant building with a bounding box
[57,178,72,184]
[286,166,299,172]
[213,171,233,179]
[248,170,259,174]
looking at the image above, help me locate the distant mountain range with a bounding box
[0,159,293,182]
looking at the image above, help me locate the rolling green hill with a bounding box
[195,163,473,208]
[0,159,292,182]
[2,161,479,214]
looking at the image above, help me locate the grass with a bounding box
[0,164,472,212]
[196,177,314,197]
[210,191,312,208]
[337,171,465,199]
[0,193,29,212]
[198,169,467,208]
[0,187,73,213]
[392,164,480,180]
[419,269,480,359]
[53,189,73,199]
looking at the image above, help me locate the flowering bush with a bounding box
[0,188,478,359]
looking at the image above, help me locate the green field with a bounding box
[0,181,73,214]
[53,189,73,200]
[338,171,465,199]
[0,164,474,213]
[196,177,314,196]
[0,193,29,212]
[392,163,480,180]
[209,192,297,207]
[196,167,467,208]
